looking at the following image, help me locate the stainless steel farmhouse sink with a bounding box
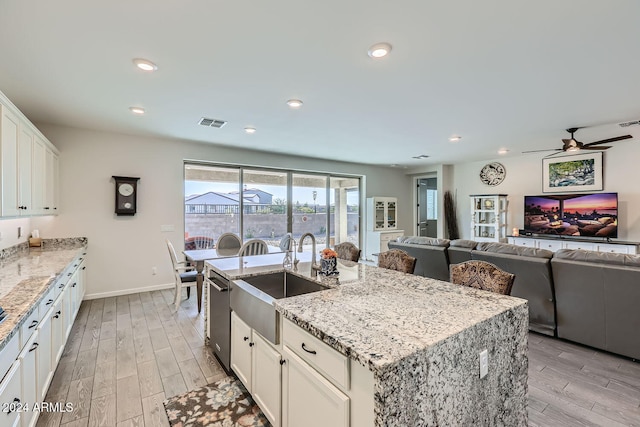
[230,272,328,344]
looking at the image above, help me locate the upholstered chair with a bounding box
[166,239,197,307]
[334,242,361,262]
[449,260,515,295]
[377,249,417,274]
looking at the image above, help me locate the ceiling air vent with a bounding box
[199,117,227,128]
[618,119,640,128]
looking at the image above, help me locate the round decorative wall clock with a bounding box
[479,162,506,186]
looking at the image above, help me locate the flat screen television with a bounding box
[523,192,618,238]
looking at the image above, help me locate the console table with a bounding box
[508,236,639,254]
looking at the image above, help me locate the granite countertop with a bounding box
[206,252,526,371]
[0,238,87,352]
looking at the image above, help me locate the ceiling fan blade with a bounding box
[583,135,632,146]
[581,146,611,150]
[522,148,563,154]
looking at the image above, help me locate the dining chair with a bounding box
[377,249,417,274]
[334,242,361,262]
[449,260,515,295]
[166,239,197,307]
[239,239,269,257]
[194,230,216,249]
[216,233,242,254]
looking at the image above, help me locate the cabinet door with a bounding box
[563,241,595,251]
[0,361,22,427]
[36,309,53,402]
[45,147,57,213]
[251,332,282,427]
[230,311,253,392]
[282,347,349,427]
[31,136,46,215]
[51,298,65,365]
[68,269,80,318]
[1,104,20,217]
[63,284,74,340]
[18,124,34,216]
[19,336,38,427]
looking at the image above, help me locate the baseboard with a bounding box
[83,282,174,300]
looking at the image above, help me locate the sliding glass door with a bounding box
[184,162,361,251]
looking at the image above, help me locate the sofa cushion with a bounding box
[554,248,640,267]
[449,239,477,249]
[475,242,553,259]
[397,236,450,247]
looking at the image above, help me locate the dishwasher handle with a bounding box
[207,276,229,292]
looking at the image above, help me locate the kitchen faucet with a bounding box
[298,233,318,269]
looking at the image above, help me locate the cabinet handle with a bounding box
[7,398,21,413]
[301,343,316,355]
[44,207,50,210]
[72,282,77,287]
[29,319,39,329]
[249,342,255,347]
[82,266,86,270]
[46,299,54,306]
[59,283,65,288]
[243,336,249,341]
[54,310,61,319]
[67,272,72,276]
[280,359,286,365]
[29,342,39,352]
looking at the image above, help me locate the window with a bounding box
[184,163,362,250]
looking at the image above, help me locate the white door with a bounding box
[0,361,22,427]
[1,105,19,217]
[19,336,38,427]
[36,309,53,401]
[230,312,253,392]
[51,298,65,364]
[31,136,46,215]
[282,347,349,427]
[251,332,282,427]
[18,124,33,215]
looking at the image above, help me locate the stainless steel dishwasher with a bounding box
[206,270,231,372]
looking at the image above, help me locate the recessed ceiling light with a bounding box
[244,127,256,134]
[286,99,303,108]
[132,58,158,72]
[498,148,509,155]
[449,135,462,142]
[129,106,145,115]
[368,42,392,58]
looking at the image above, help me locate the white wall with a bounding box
[0,217,31,248]
[451,140,640,242]
[27,124,411,298]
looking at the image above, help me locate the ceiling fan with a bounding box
[523,127,632,156]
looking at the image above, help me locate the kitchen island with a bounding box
[206,252,528,426]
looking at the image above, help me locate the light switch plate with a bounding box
[479,349,489,379]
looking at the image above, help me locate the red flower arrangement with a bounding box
[321,248,338,259]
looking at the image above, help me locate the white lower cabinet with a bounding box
[231,311,374,427]
[509,237,637,254]
[19,336,38,427]
[36,308,53,402]
[51,298,65,365]
[0,361,22,427]
[282,346,349,427]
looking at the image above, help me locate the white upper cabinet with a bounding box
[0,89,59,218]
[1,104,20,217]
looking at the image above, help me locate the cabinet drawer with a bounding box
[512,238,535,248]
[537,240,563,252]
[20,309,40,348]
[39,287,56,318]
[596,244,630,254]
[283,319,349,390]
[0,333,19,383]
[381,232,403,242]
[563,242,595,251]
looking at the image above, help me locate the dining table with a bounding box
[183,245,281,312]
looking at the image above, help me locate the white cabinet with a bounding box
[1,104,20,217]
[365,230,404,261]
[470,194,508,242]
[282,346,349,427]
[508,237,638,254]
[367,197,397,231]
[0,90,58,217]
[230,311,282,427]
[36,309,53,402]
[19,336,38,427]
[50,298,65,365]
[0,361,22,427]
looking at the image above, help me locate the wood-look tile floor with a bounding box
[36,289,640,427]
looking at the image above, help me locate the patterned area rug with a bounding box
[163,377,271,427]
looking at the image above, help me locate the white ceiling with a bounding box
[1,0,639,167]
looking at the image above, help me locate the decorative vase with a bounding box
[320,257,338,276]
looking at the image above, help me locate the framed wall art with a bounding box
[542,152,603,193]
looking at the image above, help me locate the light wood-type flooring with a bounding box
[36,289,640,427]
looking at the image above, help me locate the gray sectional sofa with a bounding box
[386,236,640,359]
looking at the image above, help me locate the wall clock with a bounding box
[479,162,506,186]
[112,176,140,215]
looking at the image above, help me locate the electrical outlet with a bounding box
[152,267,157,275]
[479,349,489,379]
